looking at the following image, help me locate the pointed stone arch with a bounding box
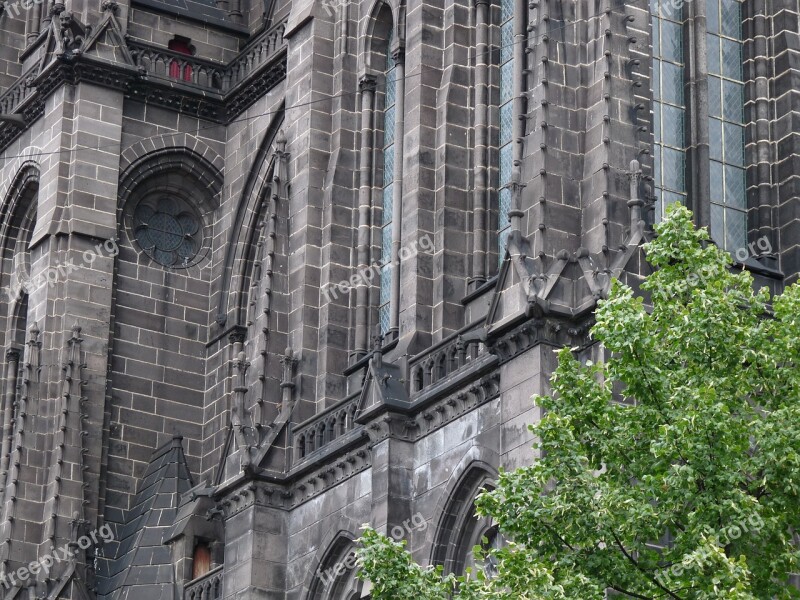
[217,106,285,327]
[360,0,404,73]
[306,530,366,600]
[429,450,499,575]
[119,133,224,173]
[0,163,39,344]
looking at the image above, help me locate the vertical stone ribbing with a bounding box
[508,0,527,234]
[745,0,776,253]
[355,76,376,360]
[686,0,711,228]
[770,0,800,281]
[471,0,490,287]
[389,48,406,339]
[0,349,20,496]
[0,323,39,572]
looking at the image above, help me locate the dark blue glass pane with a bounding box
[384,106,396,145]
[385,68,396,106]
[662,62,684,106]
[661,104,684,148]
[383,147,395,187]
[710,160,724,202]
[501,0,513,21]
[500,144,513,186]
[383,184,393,225]
[653,144,661,187]
[709,119,723,161]
[662,147,685,192]
[710,201,724,244]
[652,16,660,54]
[725,208,747,253]
[720,0,741,38]
[722,80,743,121]
[660,0,682,21]
[653,102,661,143]
[708,76,722,118]
[500,103,513,145]
[501,21,514,64]
[707,34,720,73]
[661,20,682,62]
[380,264,391,301]
[723,122,744,166]
[721,38,742,80]
[706,0,719,33]
[499,188,512,227]
[382,224,392,261]
[724,165,746,209]
[653,59,661,97]
[500,62,514,104]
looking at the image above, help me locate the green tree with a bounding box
[356,205,800,599]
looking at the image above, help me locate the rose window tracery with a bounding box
[132,197,203,267]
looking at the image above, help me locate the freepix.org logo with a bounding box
[317,514,428,588]
[0,239,120,305]
[0,0,48,19]
[0,525,114,589]
[322,235,434,304]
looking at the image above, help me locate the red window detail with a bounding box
[168,39,194,82]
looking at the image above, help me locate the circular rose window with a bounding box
[132,197,204,267]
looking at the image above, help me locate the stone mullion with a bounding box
[471,0,490,289]
[355,76,376,360]
[389,48,406,340]
[508,0,527,234]
[685,0,711,228]
[770,1,800,281]
[0,349,20,498]
[746,0,775,252]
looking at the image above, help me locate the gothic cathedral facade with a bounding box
[0,0,796,597]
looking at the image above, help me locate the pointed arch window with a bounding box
[379,34,397,334]
[497,0,514,258]
[650,0,746,251]
[706,0,746,250]
[651,0,687,218]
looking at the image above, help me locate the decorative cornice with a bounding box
[0,38,287,155]
[488,315,595,363]
[216,444,372,515]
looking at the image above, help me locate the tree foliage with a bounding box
[356,205,800,599]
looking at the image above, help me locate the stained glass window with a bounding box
[497,0,514,258]
[707,0,747,252]
[380,36,396,334]
[650,0,687,220]
[651,0,747,252]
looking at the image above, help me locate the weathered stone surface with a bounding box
[0,0,794,598]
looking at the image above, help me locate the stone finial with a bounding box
[627,159,643,226]
[276,129,287,152]
[371,331,383,369]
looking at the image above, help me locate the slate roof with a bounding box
[131,0,249,32]
[97,436,194,600]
